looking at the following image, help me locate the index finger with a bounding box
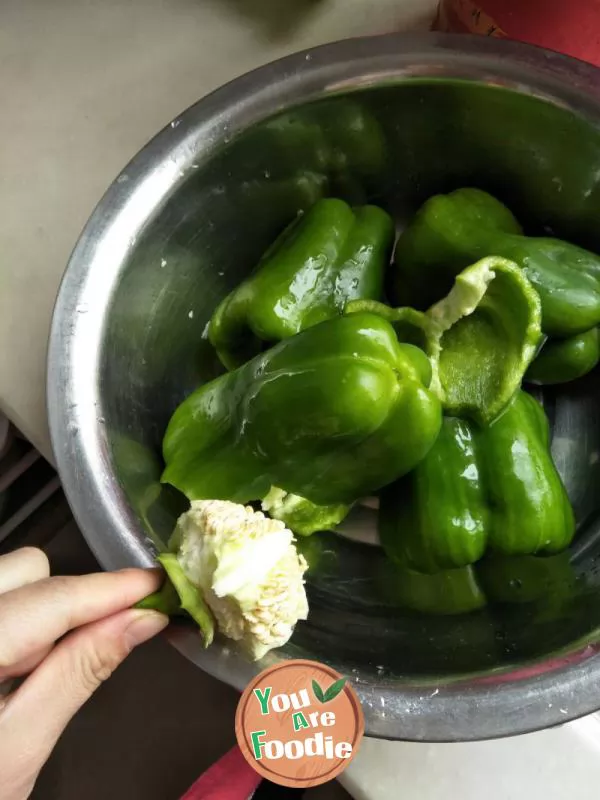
[0,548,50,595]
[0,568,163,674]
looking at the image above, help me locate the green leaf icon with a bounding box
[312,677,347,703]
[312,679,325,703]
[323,677,346,702]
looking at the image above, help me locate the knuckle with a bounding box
[75,638,129,694]
[43,576,78,628]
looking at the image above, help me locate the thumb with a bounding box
[0,608,167,800]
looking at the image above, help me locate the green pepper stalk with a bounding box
[379,391,575,574]
[136,553,215,646]
[393,187,600,338]
[163,312,442,507]
[208,198,395,370]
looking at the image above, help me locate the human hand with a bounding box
[0,547,168,800]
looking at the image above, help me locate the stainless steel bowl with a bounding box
[48,33,600,741]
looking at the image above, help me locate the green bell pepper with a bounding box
[379,560,487,615]
[378,551,575,617]
[261,487,350,536]
[526,327,600,385]
[477,552,575,607]
[163,312,442,507]
[393,187,600,337]
[208,198,395,369]
[310,99,387,199]
[379,390,575,574]
[242,99,386,198]
[347,255,542,425]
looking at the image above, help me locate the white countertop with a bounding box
[341,716,600,800]
[0,0,435,463]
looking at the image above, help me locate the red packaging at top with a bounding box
[433,0,600,68]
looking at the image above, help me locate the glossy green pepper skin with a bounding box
[379,391,575,574]
[163,312,442,507]
[348,255,542,426]
[526,327,600,385]
[208,198,395,369]
[393,188,600,337]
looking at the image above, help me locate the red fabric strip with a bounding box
[179,745,261,800]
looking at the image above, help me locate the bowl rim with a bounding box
[47,31,600,741]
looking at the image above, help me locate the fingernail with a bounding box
[125,610,169,648]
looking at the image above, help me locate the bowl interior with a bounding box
[102,78,600,682]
